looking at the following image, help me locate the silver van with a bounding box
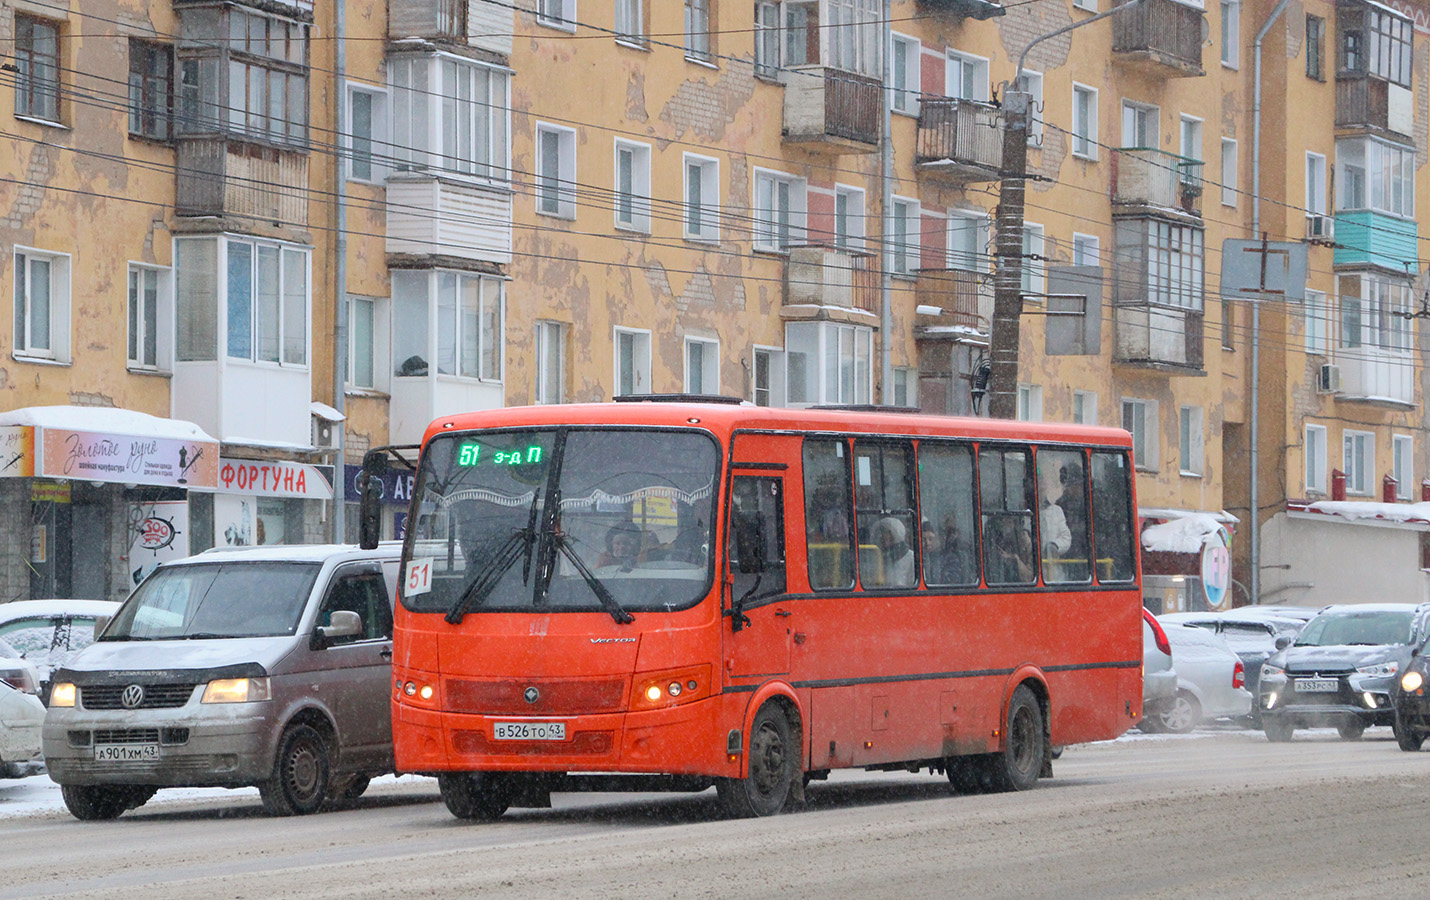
[43,543,401,820]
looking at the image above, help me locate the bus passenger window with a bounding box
[980,447,1037,586]
[917,442,978,587]
[1037,449,1091,584]
[1091,451,1136,582]
[853,441,917,589]
[803,439,854,590]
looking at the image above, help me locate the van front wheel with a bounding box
[259,723,331,816]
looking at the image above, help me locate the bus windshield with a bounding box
[404,427,720,617]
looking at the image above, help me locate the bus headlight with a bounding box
[632,665,712,711]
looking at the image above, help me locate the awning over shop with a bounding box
[0,406,219,490]
[1287,500,1430,531]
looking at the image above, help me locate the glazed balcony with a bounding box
[915,98,1002,185]
[783,66,881,153]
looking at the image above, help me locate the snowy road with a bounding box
[3,728,1427,899]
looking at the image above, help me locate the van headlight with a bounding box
[201,677,271,703]
[49,682,76,707]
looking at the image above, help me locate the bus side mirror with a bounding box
[357,452,388,550]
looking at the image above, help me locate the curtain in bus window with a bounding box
[803,439,854,590]
[979,447,1037,586]
[917,442,978,587]
[1090,451,1136,582]
[1037,449,1091,584]
[852,441,916,588]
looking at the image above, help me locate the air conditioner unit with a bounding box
[1306,215,1334,240]
[1317,363,1342,394]
[312,417,338,450]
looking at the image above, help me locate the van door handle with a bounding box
[380,648,393,661]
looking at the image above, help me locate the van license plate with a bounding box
[94,744,160,762]
[1296,678,1338,693]
[493,722,566,741]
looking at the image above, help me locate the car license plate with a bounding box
[1296,678,1338,693]
[492,721,566,741]
[94,744,160,762]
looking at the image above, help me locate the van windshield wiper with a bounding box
[446,493,541,625]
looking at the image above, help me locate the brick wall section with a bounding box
[0,481,29,603]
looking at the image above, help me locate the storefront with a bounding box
[342,463,416,543]
[1261,501,1430,608]
[207,456,335,549]
[0,407,219,603]
[1139,508,1237,614]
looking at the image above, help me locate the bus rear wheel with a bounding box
[439,772,510,821]
[718,703,799,818]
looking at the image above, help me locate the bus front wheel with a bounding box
[718,703,799,818]
[439,772,510,821]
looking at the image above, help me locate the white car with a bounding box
[1143,623,1253,733]
[0,600,121,700]
[0,680,46,777]
[1142,609,1178,721]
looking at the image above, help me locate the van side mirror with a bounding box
[92,616,109,639]
[357,452,388,550]
[316,610,363,646]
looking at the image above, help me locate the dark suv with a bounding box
[1258,603,1430,742]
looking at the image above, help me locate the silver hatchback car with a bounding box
[43,543,401,819]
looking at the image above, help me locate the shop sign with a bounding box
[1201,527,1232,611]
[0,426,34,477]
[128,500,190,587]
[30,481,71,504]
[218,458,334,500]
[344,464,416,507]
[39,429,218,489]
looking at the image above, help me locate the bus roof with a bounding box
[422,400,1132,449]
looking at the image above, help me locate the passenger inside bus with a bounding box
[922,518,974,585]
[597,523,644,571]
[985,514,1035,584]
[872,517,915,587]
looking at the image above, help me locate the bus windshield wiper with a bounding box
[446,493,540,625]
[555,539,635,625]
[532,488,634,625]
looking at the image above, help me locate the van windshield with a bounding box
[103,562,323,640]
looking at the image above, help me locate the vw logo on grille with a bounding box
[523,686,540,704]
[120,684,145,710]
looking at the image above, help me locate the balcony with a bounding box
[1335,347,1415,407]
[386,176,513,265]
[390,0,465,39]
[915,98,1002,185]
[783,67,881,153]
[914,268,988,330]
[783,245,879,319]
[1112,148,1203,216]
[917,0,1006,19]
[1115,305,1204,371]
[176,137,308,227]
[1335,74,1414,138]
[1112,0,1205,77]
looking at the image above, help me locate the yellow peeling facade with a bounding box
[1,0,1428,608]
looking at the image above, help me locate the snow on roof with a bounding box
[0,599,121,622]
[1140,513,1225,554]
[310,401,346,422]
[185,543,403,565]
[1300,500,1430,527]
[0,406,215,443]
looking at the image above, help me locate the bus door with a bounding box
[724,445,791,679]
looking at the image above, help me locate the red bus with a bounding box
[358,397,1143,819]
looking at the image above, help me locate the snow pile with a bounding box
[1306,500,1430,525]
[1141,514,1225,554]
[0,406,215,443]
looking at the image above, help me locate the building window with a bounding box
[1305,424,1327,493]
[224,240,309,366]
[1335,137,1413,217]
[891,33,920,115]
[946,51,989,101]
[1179,115,1203,189]
[614,139,652,232]
[1121,100,1159,148]
[683,154,720,242]
[891,367,917,407]
[1306,15,1325,80]
[1016,384,1043,421]
[1146,221,1205,310]
[1179,406,1204,475]
[685,337,719,394]
[835,185,865,250]
[826,0,881,75]
[1306,152,1327,217]
[347,85,388,183]
[1021,223,1045,299]
[349,295,376,389]
[537,0,575,30]
[753,347,785,406]
[177,5,309,146]
[890,197,919,277]
[12,248,70,362]
[1072,233,1100,267]
[128,40,173,141]
[1338,272,1411,352]
[1221,138,1238,207]
[1220,0,1240,69]
[1394,434,1414,499]
[128,265,171,371]
[535,321,564,404]
[949,211,989,272]
[536,123,577,219]
[615,0,646,45]
[1072,84,1098,160]
[391,270,502,381]
[1074,0,1097,12]
[1072,390,1098,425]
[1017,71,1044,146]
[1122,398,1159,471]
[389,55,509,183]
[785,321,872,406]
[753,170,807,252]
[1340,6,1412,87]
[614,327,652,396]
[754,2,781,76]
[1305,289,1330,355]
[1343,430,1374,495]
[684,0,713,63]
[15,15,61,123]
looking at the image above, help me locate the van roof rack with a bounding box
[812,404,924,414]
[613,393,745,405]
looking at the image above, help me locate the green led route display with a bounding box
[456,442,544,467]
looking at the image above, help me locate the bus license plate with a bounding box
[1296,678,1338,693]
[94,744,160,762]
[493,722,566,741]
